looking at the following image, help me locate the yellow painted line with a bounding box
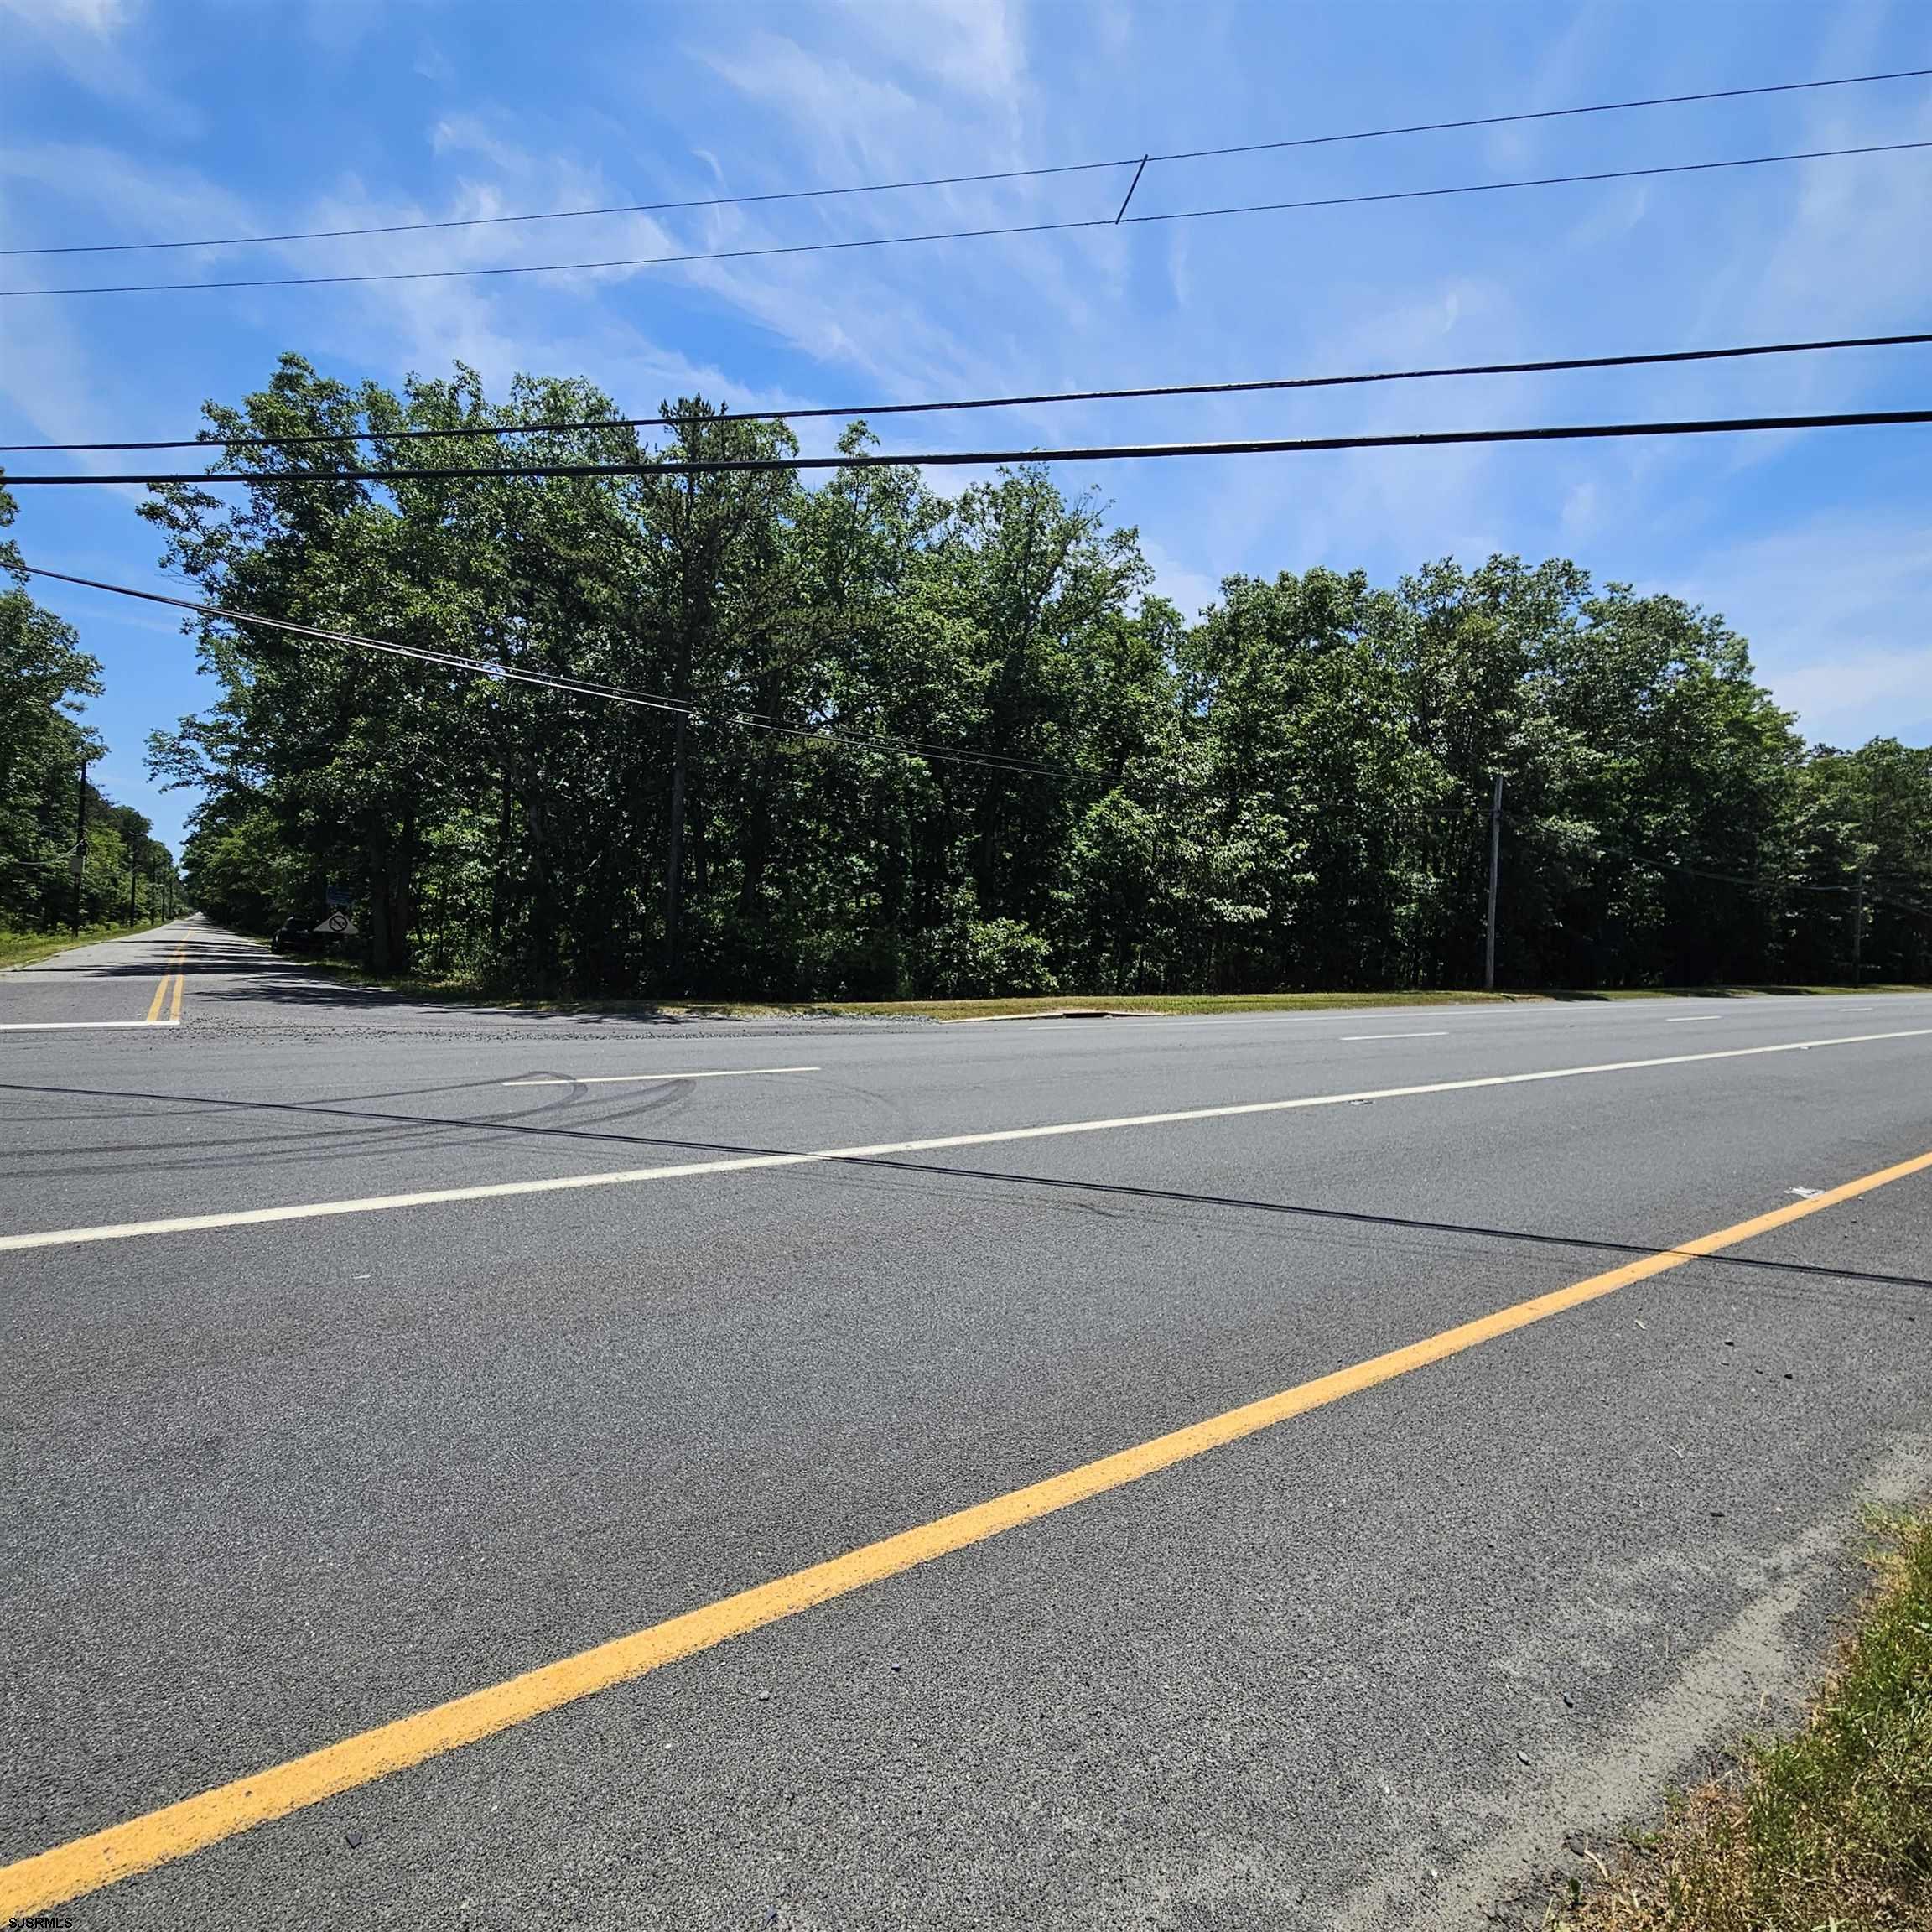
[4,1146,1929,1920]
[143,947,185,1025]
[4,1025,1930,1255]
[168,963,184,1023]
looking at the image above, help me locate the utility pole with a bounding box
[1852,860,1866,986]
[1484,772,1504,991]
[663,711,688,984]
[663,407,700,992]
[127,848,138,925]
[71,759,88,932]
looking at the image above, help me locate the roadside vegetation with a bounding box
[294,964,1929,1021]
[1,483,181,951]
[0,921,173,970]
[9,366,1930,1005]
[781,984,1929,1019]
[127,357,1928,1004]
[292,969,1541,1018]
[1552,1509,1932,1930]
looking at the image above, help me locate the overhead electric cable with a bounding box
[6,138,1929,297]
[17,565,1081,780]
[5,65,1925,259]
[8,329,1929,454]
[5,408,1929,487]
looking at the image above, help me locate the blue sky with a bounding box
[3,0,1929,856]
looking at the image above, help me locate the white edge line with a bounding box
[501,1066,819,1086]
[0,1019,181,1031]
[1340,1031,1449,1041]
[4,1026,1929,1254]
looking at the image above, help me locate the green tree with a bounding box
[148,356,1924,1000]
[0,475,150,933]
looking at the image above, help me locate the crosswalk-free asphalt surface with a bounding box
[4,919,1930,1928]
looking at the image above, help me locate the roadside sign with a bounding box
[314,910,359,937]
[325,886,353,909]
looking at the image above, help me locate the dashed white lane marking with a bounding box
[501,1066,819,1087]
[3,1025,1929,1254]
[1341,1031,1449,1041]
[0,1019,182,1031]
[1665,1015,1737,1023]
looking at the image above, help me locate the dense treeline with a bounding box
[147,356,1929,996]
[1,485,179,937]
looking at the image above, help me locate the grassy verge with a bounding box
[290,974,1583,1020]
[1552,1509,1932,1929]
[781,989,1534,1020]
[1559,983,1930,1003]
[295,962,1930,1022]
[766,983,1929,1020]
[0,921,167,969]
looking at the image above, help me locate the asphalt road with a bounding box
[4,917,1930,1929]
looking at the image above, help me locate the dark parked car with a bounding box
[270,916,326,955]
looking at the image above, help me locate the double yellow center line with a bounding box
[3,1141,1929,1920]
[143,947,186,1024]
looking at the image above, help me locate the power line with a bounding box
[6,65,1924,260]
[30,569,1926,913]
[18,564,1082,781]
[6,568,1488,834]
[6,408,1929,487]
[7,138,1929,297]
[9,330,1929,455]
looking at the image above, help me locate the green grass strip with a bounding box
[1559,1510,1932,1928]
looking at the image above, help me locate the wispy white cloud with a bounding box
[1675,508,1932,745]
[0,138,254,256]
[0,143,257,468]
[1773,646,1932,745]
[825,0,1027,114]
[1137,535,1220,620]
[698,32,924,176]
[0,0,135,33]
[0,0,197,130]
[301,0,382,58]
[5,0,1929,776]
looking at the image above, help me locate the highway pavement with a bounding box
[3,917,1930,1928]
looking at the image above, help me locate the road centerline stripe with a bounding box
[501,1065,819,1087]
[3,1143,1926,1920]
[142,946,185,1025]
[2,1025,1929,1254]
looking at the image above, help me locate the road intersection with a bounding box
[4,920,1929,1926]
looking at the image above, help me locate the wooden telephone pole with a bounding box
[70,759,88,932]
[1484,774,1504,991]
